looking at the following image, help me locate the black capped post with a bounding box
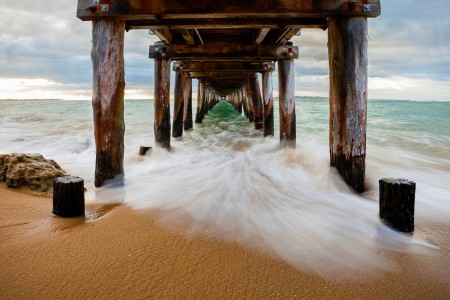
[379,178,416,232]
[53,176,85,218]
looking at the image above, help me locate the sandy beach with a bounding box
[1,183,449,299]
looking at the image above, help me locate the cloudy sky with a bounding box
[0,1,449,101]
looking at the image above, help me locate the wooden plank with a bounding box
[149,44,299,60]
[275,27,301,45]
[77,0,381,21]
[255,28,270,45]
[91,19,125,187]
[179,29,196,45]
[328,17,368,193]
[152,29,173,44]
[173,61,275,72]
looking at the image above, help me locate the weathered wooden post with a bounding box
[379,178,415,232]
[152,42,172,149]
[91,19,125,187]
[249,76,263,130]
[139,146,151,156]
[183,77,193,130]
[262,70,274,136]
[328,17,368,193]
[195,81,204,123]
[201,86,209,117]
[241,88,249,118]
[172,71,186,138]
[278,58,296,148]
[53,176,85,218]
[245,81,255,122]
[236,91,243,113]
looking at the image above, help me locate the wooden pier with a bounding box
[77,0,381,192]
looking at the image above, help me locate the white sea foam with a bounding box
[88,135,436,280]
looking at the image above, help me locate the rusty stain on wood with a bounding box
[328,17,368,193]
[154,56,172,149]
[91,19,125,187]
[278,59,296,148]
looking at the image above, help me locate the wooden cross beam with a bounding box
[77,0,381,21]
[126,18,328,30]
[149,44,299,61]
[173,61,275,73]
[186,72,257,79]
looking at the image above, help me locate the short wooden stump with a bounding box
[139,146,152,156]
[379,178,415,232]
[53,176,85,218]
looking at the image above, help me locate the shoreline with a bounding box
[1,183,449,299]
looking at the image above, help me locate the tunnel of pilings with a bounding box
[77,0,381,192]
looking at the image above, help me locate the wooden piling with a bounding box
[249,76,263,130]
[91,19,125,187]
[201,86,209,117]
[195,81,204,123]
[245,81,255,122]
[236,92,243,113]
[183,77,193,130]
[278,59,296,148]
[154,51,171,149]
[173,71,185,138]
[53,176,85,218]
[328,17,368,193]
[379,178,415,232]
[262,71,274,136]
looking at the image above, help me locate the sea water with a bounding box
[1,98,449,278]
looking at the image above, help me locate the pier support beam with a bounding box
[91,19,125,187]
[262,71,274,136]
[173,71,186,138]
[278,59,296,148]
[249,76,263,130]
[153,50,172,149]
[195,81,205,123]
[245,81,255,122]
[183,77,193,130]
[328,17,368,193]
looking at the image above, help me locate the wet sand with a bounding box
[1,183,449,299]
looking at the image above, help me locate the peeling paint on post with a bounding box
[91,19,125,187]
[328,17,368,193]
[154,54,171,149]
[278,59,296,148]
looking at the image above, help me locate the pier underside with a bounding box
[78,0,380,191]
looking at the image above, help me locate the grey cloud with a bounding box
[0,0,449,100]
